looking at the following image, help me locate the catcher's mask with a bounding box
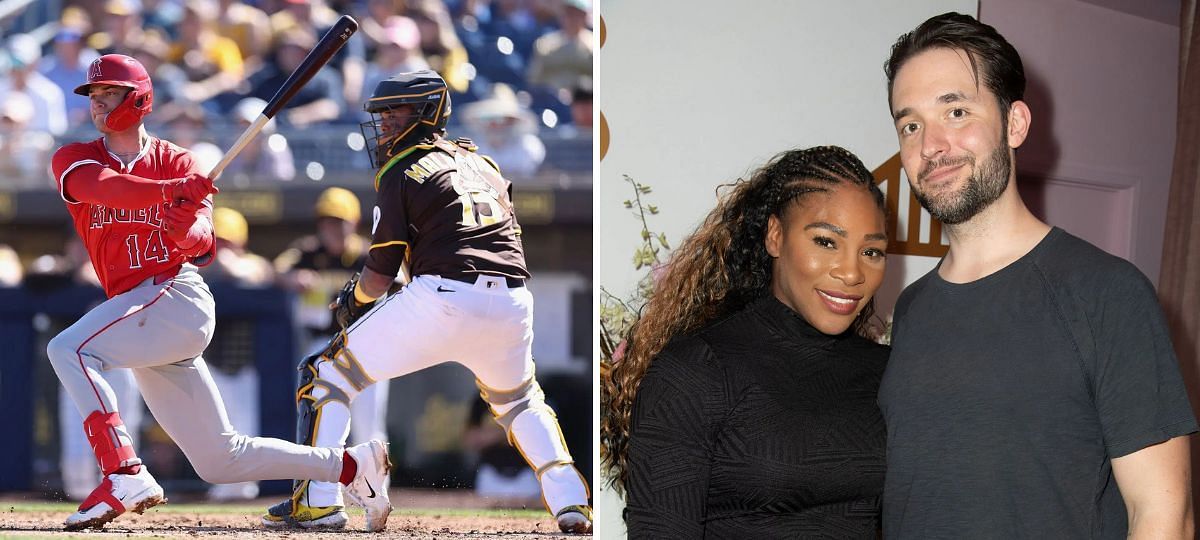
[74,54,154,132]
[360,70,451,169]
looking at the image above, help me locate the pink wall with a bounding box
[980,0,1180,285]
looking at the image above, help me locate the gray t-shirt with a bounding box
[879,227,1197,539]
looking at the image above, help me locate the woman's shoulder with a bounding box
[842,334,890,372]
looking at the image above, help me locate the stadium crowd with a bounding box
[0,0,594,188]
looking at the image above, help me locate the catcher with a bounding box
[47,54,390,531]
[262,70,592,533]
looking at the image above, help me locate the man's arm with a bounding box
[356,266,394,299]
[1111,435,1194,539]
[66,166,216,209]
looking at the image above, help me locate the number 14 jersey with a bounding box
[51,136,206,298]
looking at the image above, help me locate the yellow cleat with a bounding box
[260,498,348,529]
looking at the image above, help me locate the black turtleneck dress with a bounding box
[625,295,889,539]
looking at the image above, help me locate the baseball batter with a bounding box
[262,70,592,534]
[48,54,391,531]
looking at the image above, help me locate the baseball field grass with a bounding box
[0,489,587,539]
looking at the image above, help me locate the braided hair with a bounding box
[600,145,886,494]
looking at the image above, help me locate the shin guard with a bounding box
[83,410,141,475]
[293,332,373,499]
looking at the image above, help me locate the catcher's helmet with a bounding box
[74,54,154,132]
[360,70,451,168]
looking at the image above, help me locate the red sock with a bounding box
[114,464,141,475]
[339,452,357,485]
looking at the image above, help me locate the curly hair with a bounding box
[600,145,886,494]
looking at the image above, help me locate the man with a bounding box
[261,70,593,534]
[275,187,391,489]
[878,13,1197,539]
[47,54,389,531]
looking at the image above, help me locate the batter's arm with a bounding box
[1112,435,1193,539]
[163,198,215,262]
[66,166,217,209]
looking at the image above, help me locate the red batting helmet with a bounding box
[74,54,154,131]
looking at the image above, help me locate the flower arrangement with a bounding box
[599,175,671,364]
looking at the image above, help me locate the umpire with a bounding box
[262,70,592,533]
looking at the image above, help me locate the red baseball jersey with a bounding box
[51,136,207,298]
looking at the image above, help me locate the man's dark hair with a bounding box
[885,12,1026,125]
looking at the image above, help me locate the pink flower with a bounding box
[613,339,627,363]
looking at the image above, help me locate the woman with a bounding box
[601,146,890,538]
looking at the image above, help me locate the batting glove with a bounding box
[163,173,218,204]
[163,200,201,243]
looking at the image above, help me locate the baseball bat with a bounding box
[207,15,359,181]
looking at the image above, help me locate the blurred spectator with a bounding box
[274,187,368,341]
[39,28,101,125]
[88,0,148,56]
[358,0,406,58]
[0,91,56,185]
[24,234,100,292]
[131,31,186,107]
[168,0,246,107]
[155,101,210,149]
[527,0,591,91]
[0,244,21,286]
[273,0,367,121]
[141,0,184,40]
[220,97,296,185]
[249,28,342,128]
[463,396,542,502]
[202,207,275,286]
[569,77,592,128]
[217,0,273,72]
[410,0,472,93]
[484,0,554,61]
[199,207,273,501]
[1,34,68,136]
[460,84,545,178]
[274,187,390,449]
[360,16,431,122]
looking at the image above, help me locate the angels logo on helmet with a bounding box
[75,54,154,132]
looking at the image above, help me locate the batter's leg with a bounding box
[59,368,142,500]
[205,366,261,500]
[132,356,344,484]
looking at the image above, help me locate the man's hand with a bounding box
[163,172,218,204]
[163,200,201,245]
[332,273,371,329]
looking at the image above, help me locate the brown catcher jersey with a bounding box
[365,137,530,281]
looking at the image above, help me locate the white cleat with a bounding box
[343,440,393,532]
[64,467,166,531]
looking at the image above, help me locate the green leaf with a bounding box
[648,205,659,214]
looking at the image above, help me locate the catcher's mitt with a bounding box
[332,273,371,329]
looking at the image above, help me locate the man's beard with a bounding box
[913,142,1011,225]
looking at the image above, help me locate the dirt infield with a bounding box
[0,489,589,539]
